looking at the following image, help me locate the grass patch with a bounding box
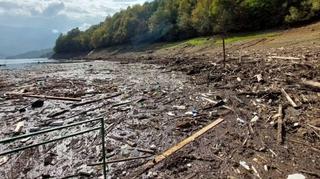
[216,31,279,44]
[185,37,211,46]
[160,37,213,49]
[159,30,279,49]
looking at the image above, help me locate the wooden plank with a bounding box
[281,88,298,108]
[301,80,320,89]
[269,56,300,60]
[71,92,121,108]
[277,104,283,144]
[128,118,224,178]
[154,118,224,163]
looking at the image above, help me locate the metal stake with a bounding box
[223,36,226,68]
[100,118,107,179]
[0,127,100,156]
[0,117,102,144]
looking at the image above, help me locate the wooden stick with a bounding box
[299,169,320,177]
[288,139,320,153]
[71,93,121,108]
[301,80,320,89]
[281,88,298,108]
[111,101,131,108]
[307,124,320,131]
[269,56,300,60]
[201,97,219,104]
[128,118,224,178]
[47,109,70,118]
[6,92,81,102]
[277,104,283,144]
[136,148,155,154]
[87,155,152,166]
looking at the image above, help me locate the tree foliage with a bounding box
[54,0,320,53]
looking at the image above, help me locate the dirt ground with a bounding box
[0,22,320,178]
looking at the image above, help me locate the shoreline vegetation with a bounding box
[53,0,320,55]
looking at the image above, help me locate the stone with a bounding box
[14,121,25,134]
[31,100,44,108]
[287,173,305,179]
[150,144,157,150]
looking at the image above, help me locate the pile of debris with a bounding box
[0,44,319,179]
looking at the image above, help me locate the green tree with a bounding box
[191,0,214,35]
[177,0,197,38]
[54,0,320,54]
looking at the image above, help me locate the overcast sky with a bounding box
[0,0,151,56]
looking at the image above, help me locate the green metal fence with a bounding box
[0,117,107,179]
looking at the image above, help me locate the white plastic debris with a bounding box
[173,105,186,110]
[14,121,25,133]
[167,112,175,116]
[287,173,305,179]
[0,156,9,166]
[185,111,193,115]
[237,77,242,82]
[20,137,31,143]
[252,166,261,178]
[150,144,157,150]
[147,171,158,178]
[187,163,192,168]
[192,109,198,117]
[251,116,259,123]
[201,97,217,104]
[264,165,268,171]
[120,145,130,157]
[237,118,246,124]
[239,161,250,170]
[256,74,263,82]
[86,89,95,93]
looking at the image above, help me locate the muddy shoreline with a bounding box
[1,25,320,178]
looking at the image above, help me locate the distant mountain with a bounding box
[6,49,54,59]
[0,25,59,57]
[0,53,6,59]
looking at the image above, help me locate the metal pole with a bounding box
[0,127,100,156]
[223,36,226,68]
[100,118,107,179]
[0,118,102,144]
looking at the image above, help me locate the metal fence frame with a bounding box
[0,117,107,179]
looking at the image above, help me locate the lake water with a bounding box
[0,58,56,69]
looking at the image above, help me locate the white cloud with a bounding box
[0,0,151,20]
[0,0,152,55]
[79,23,92,31]
[52,29,59,34]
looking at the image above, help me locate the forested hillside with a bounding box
[54,0,320,53]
